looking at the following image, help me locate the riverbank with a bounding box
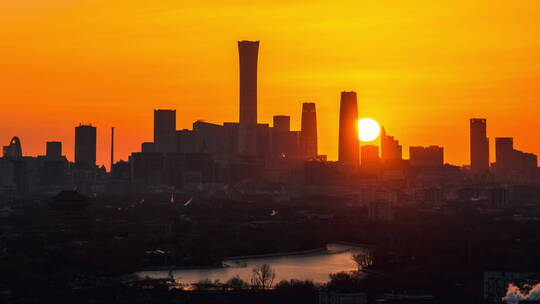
[137,243,367,284]
[141,242,369,272]
[138,248,329,272]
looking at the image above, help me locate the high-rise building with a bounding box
[495,137,513,169]
[301,102,318,158]
[237,40,259,156]
[46,141,62,160]
[338,91,359,166]
[495,137,537,180]
[176,130,197,153]
[43,141,66,186]
[75,124,96,168]
[361,145,380,166]
[154,109,176,153]
[193,120,226,157]
[272,115,291,159]
[409,146,444,167]
[495,137,514,176]
[289,131,302,159]
[380,127,402,163]
[470,118,489,174]
[273,115,290,132]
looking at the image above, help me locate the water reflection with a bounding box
[137,243,365,284]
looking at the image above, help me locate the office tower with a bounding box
[273,115,290,132]
[193,121,226,156]
[289,131,302,159]
[301,102,318,158]
[43,141,66,186]
[495,137,513,164]
[470,118,489,174]
[141,142,155,153]
[75,124,97,168]
[495,137,513,175]
[237,40,259,156]
[495,137,538,180]
[46,141,62,160]
[272,115,291,159]
[176,130,196,153]
[380,127,402,163]
[513,150,537,178]
[154,109,176,153]
[361,145,380,166]
[409,146,444,167]
[338,91,359,166]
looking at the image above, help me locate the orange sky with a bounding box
[2,0,540,168]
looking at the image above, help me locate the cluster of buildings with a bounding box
[470,118,538,182]
[118,41,327,193]
[0,124,105,197]
[0,41,539,204]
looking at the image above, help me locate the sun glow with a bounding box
[358,118,381,142]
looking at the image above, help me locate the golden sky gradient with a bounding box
[2,0,540,168]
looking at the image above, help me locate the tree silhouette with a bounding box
[250,264,276,289]
[352,251,373,271]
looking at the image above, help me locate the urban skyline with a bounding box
[6,39,537,195]
[2,1,540,168]
[4,40,537,174]
[3,2,540,302]
[2,41,537,171]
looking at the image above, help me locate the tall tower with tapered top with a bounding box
[301,102,318,158]
[237,40,259,156]
[338,91,359,166]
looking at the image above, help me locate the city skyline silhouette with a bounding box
[3,2,540,303]
[2,1,540,168]
[1,38,538,169]
[2,38,537,181]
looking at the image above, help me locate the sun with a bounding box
[358,118,381,142]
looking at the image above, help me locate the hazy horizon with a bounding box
[2,0,540,168]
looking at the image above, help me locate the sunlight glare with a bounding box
[358,118,381,142]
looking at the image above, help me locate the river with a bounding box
[137,243,367,285]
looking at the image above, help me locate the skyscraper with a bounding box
[338,91,359,166]
[75,124,96,168]
[470,118,489,174]
[495,137,513,175]
[43,141,66,186]
[46,141,62,160]
[272,115,291,159]
[495,137,538,180]
[154,109,176,153]
[301,102,318,158]
[380,127,402,163]
[237,40,259,156]
[273,115,290,132]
